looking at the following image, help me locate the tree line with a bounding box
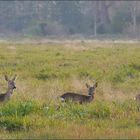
[0,1,140,38]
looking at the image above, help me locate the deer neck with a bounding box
[88,94,94,102]
[6,88,13,97]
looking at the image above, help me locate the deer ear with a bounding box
[12,75,17,81]
[86,83,89,88]
[5,75,9,81]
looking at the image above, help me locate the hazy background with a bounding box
[0,1,140,40]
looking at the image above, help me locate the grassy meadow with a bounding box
[0,40,140,139]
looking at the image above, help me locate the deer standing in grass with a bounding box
[0,75,16,102]
[60,82,98,104]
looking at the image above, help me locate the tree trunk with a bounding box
[132,2,137,37]
[98,1,111,33]
[93,1,97,36]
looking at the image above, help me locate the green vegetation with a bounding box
[0,41,139,139]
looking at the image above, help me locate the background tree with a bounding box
[0,1,140,38]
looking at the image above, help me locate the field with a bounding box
[0,40,140,139]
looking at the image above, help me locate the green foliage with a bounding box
[43,102,110,120]
[0,118,25,131]
[17,101,39,116]
[0,101,39,117]
[0,116,32,131]
[111,64,140,83]
[112,99,140,112]
[88,101,111,119]
[36,69,57,80]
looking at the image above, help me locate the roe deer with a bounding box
[0,75,16,102]
[60,82,98,104]
[134,94,140,102]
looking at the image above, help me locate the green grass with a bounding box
[0,41,140,139]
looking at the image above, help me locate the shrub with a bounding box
[17,101,39,116]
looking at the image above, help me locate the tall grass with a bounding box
[0,41,140,138]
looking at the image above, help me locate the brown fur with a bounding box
[60,82,98,104]
[0,75,16,102]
